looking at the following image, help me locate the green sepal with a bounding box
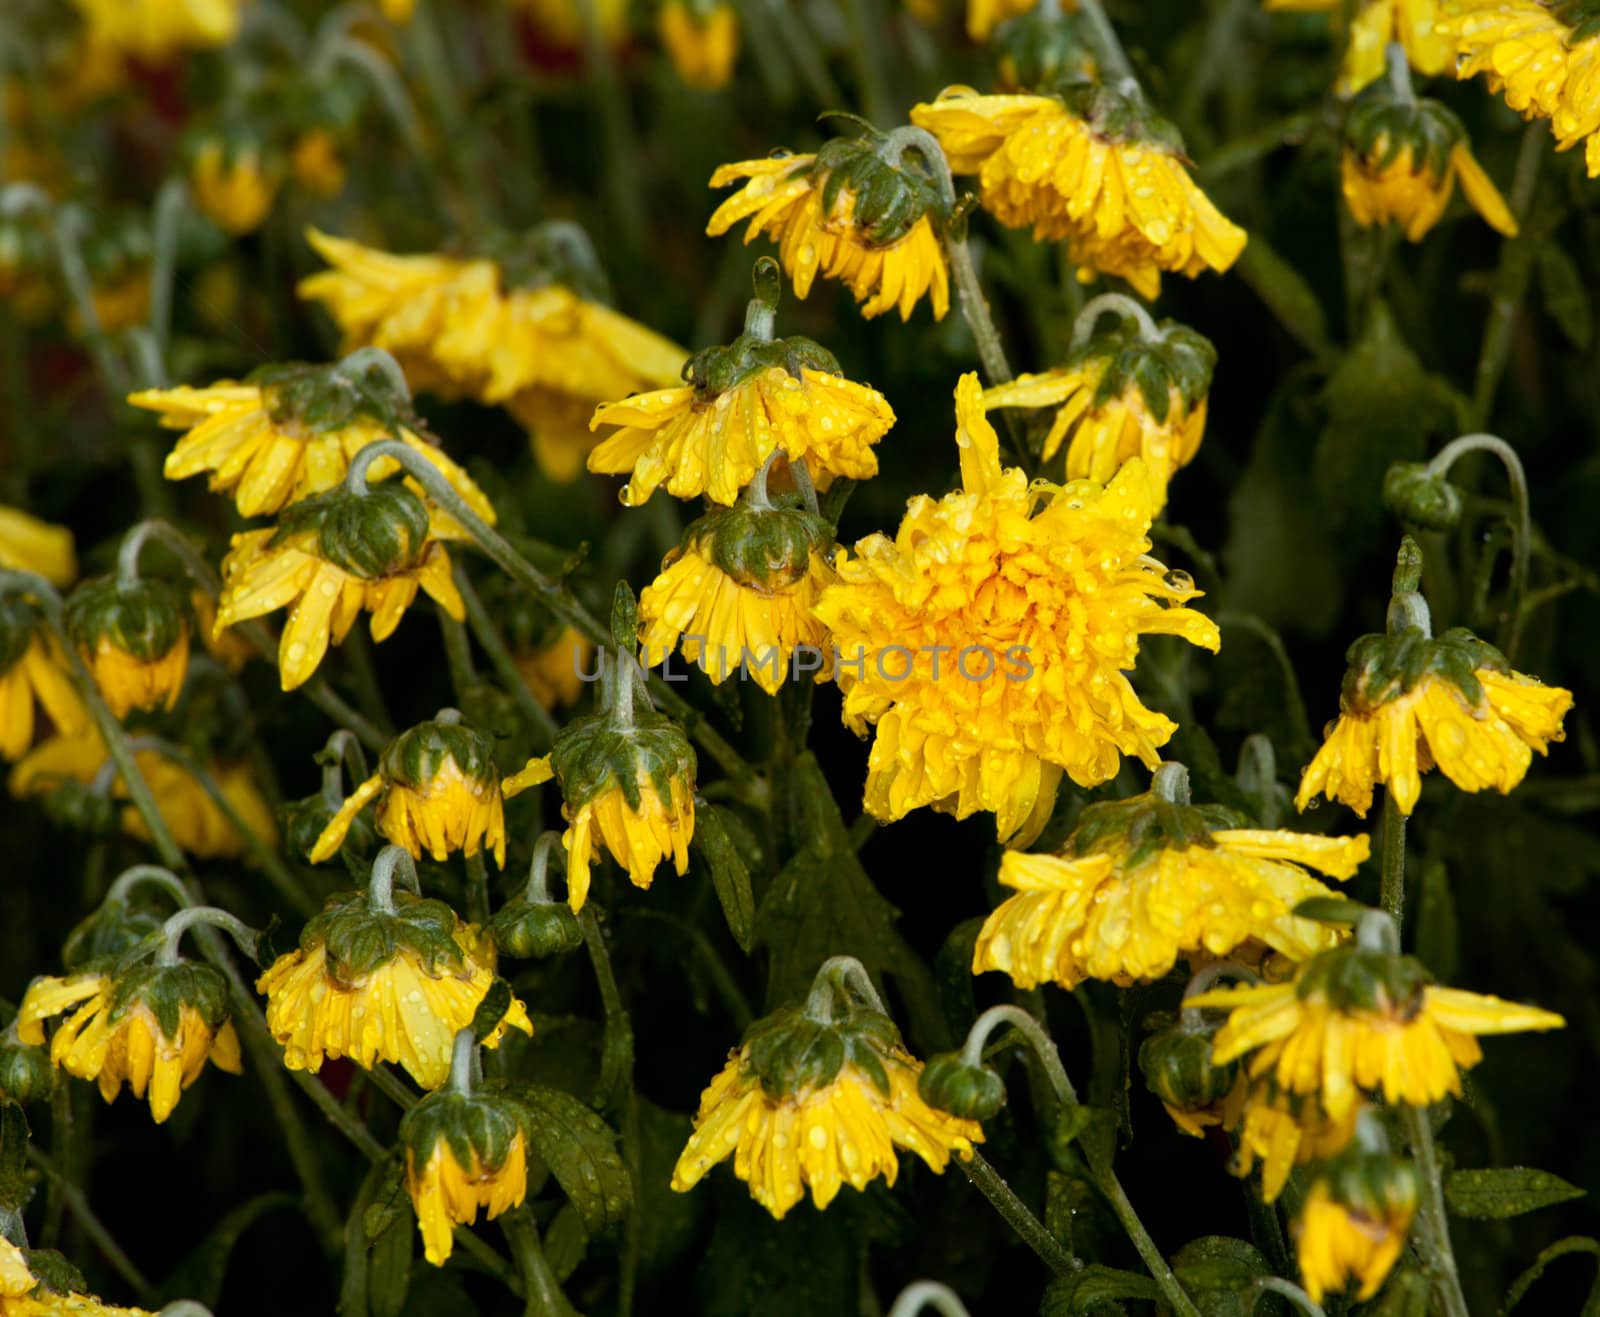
[0,1038,55,1105]
[678,502,835,593]
[1384,461,1464,532]
[1068,787,1249,870]
[1071,319,1215,425]
[1059,80,1186,154]
[489,896,585,959]
[61,900,167,971]
[1344,85,1465,180]
[470,978,513,1042]
[741,1003,902,1100]
[249,358,414,438]
[1295,942,1434,1016]
[273,479,430,580]
[106,961,231,1042]
[63,575,185,662]
[379,718,497,792]
[611,582,639,659]
[684,332,842,397]
[17,1248,87,1298]
[0,594,43,673]
[480,220,612,303]
[992,7,1096,91]
[399,1085,526,1179]
[1137,1023,1239,1111]
[917,1052,1006,1121]
[548,708,696,814]
[304,889,467,985]
[1341,626,1508,714]
[1321,1147,1421,1220]
[810,134,951,246]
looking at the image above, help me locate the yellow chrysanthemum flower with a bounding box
[189,141,279,237]
[0,603,88,761]
[1266,0,1451,92]
[707,140,952,322]
[515,626,593,709]
[63,577,190,719]
[17,966,242,1123]
[1231,1082,1361,1202]
[130,361,495,522]
[974,766,1366,990]
[1439,0,1600,176]
[289,129,347,199]
[589,324,893,506]
[812,374,1220,843]
[503,706,697,912]
[312,718,507,867]
[672,1002,982,1219]
[257,889,533,1089]
[659,1,740,89]
[0,506,76,585]
[70,0,244,62]
[967,0,1051,41]
[1295,626,1572,817]
[982,311,1213,501]
[215,483,465,691]
[403,1095,529,1265]
[911,84,1247,298]
[638,497,837,695]
[1189,937,1566,1121]
[0,1238,30,1297]
[1,1234,156,1316]
[1294,1154,1419,1303]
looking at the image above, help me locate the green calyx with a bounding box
[1295,942,1433,1017]
[250,358,414,438]
[303,888,467,985]
[1383,462,1463,532]
[684,332,841,397]
[1138,1023,1238,1111]
[1075,319,1216,424]
[742,1003,903,1100]
[1342,626,1507,715]
[62,901,167,972]
[917,1052,1006,1121]
[481,221,611,302]
[1564,1,1600,43]
[1059,80,1186,155]
[549,708,696,814]
[380,718,498,793]
[681,501,834,593]
[1344,86,1463,180]
[993,8,1096,91]
[400,1082,527,1176]
[0,1036,55,1104]
[809,133,951,247]
[489,896,585,959]
[63,576,185,662]
[15,1249,86,1299]
[0,594,42,673]
[274,480,431,580]
[1069,790,1250,870]
[1321,1148,1420,1220]
[105,961,231,1043]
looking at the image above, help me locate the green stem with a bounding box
[944,234,1014,388]
[339,627,395,738]
[1075,0,1136,85]
[958,1153,1079,1277]
[1094,1162,1200,1317]
[575,0,644,252]
[841,0,893,127]
[42,1078,73,1248]
[1379,788,1407,935]
[455,566,560,746]
[26,1146,152,1300]
[439,607,477,695]
[887,1281,971,1317]
[464,852,492,927]
[1401,1104,1471,1317]
[1470,124,1544,431]
[579,907,634,1111]
[755,0,843,111]
[501,1206,580,1317]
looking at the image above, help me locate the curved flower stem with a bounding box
[155,906,260,966]
[575,0,644,252]
[464,852,492,927]
[523,831,566,903]
[502,1206,581,1317]
[805,955,889,1021]
[887,1280,972,1317]
[1402,1104,1471,1317]
[1425,433,1530,661]
[454,565,559,746]
[1075,0,1137,87]
[958,1153,1079,1276]
[1379,789,1407,935]
[368,845,422,914]
[343,439,751,778]
[580,906,635,1111]
[105,864,193,911]
[1250,1277,1327,1317]
[1070,292,1160,349]
[1470,123,1544,432]
[50,203,131,397]
[961,1006,1078,1100]
[446,1027,481,1097]
[317,729,370,806]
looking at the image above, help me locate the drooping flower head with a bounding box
[62,576,189,719]
[0,506,76,585]
[0,596,87,761]
[1438,0,1600,177]
[911,83,1247,298]
[967,0,1057,41]
[1341,67,1518,240]
[70,0,244,63]
[707,126,954,322]
[215,480,466,691]
[659,0,741,90]
[982,304,1215,502]
[812,375,1221,843]
[671,966,983,1218]
[974,763,1366,989]
[256,866,532,1088]
[187,130,280,237]
[503,699,697,913]
[1266,0,1451,93]
[1138,1013,1248,1138]
[1230,1080,1362,1202]
[638,484,838,695]
[589,265,895,505]
[989,4,1098,91]
[312,716,508,867]
[1294,1143,1420,1303]
[1188,913,1566,1121]
[130,352,495,521]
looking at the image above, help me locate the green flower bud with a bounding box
[916,1052,1007,1121]
[992,7,1096,92]
[63,576,186,665]
[549,708,697,815]
[1383,461,1463,532]
[275,481,432,580]
[0,1036,55,1104]
[1138,1023,1240,1113]
[742,1003,902,1099]
[488,896,585,959]
[62,899,166,971]
[681,501,835,593]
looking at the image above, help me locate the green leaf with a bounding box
[1235,235,1328,357]
[156,1193,300,1306]
[1170,1237,1280,1317]
[611,580,638,657]
[516,1083,633,1233]
[1536,242,1592,349]
[1041,1264,1162,1316]
[692,802,756,952]
[1443,1167,1584,1219]
[1415,859,1459,983]
[1501,1236,1600,1316]
[368,1196,413,1317]
[1291,897,1369,926]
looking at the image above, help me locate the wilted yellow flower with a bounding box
[1295,627,1572,817]
[976,768,1365,989]
[215,483,465,691]
[190,141,279,237]
[71,0,244,62]
[313,718,507,867]
[82,271,151,336]
[1295,1154,1420,1303]
[0,601,88,761]
[912,84,1246,298]
[17,965,241,1123]
[0,506,76,585]
[1,1234,157,1315]
[1189,938,1566,1121]
[257,889,532,1089]
[672,1002,982,1218]
[639,498,836,695]
[289,129,347,199]
[1439,0,1600,176]
[708,140,952,321]
[590,328,893,506]
[130,362,494,521]
[515,626,593,709]
[967,0,1050,40]
[402,1083,530,1264]
[1266,0,1451,93]
[64,577,190,719]
[1232,1082,1361,1202]
[660,1,740,89]
[982,312,1214,501]
[812,374,1220,843]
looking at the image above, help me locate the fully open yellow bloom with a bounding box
[17,972,242,1124]
[1232,1083,1361,1202]
[975,803,1367,989]
[515,627,593,709]
[1,1235,156,1316]
[257,907,533,1088]
[812,374,1220,842]
[0,631,87,761]
[1439,0,1600,176]
[1342,139,1517,238]
[1295,1168,1417,1303]
[190,142,278,237]
[70,0,243,62]
[660,2,740,89]
[911,86,1247,298]
[130,376,493,521]
[1267,0,1451,92]
[1190,951,1565,1121]
[1296,639,1572,817]
[672,1038,981,1218]
[708,153,951,322]
[0,506,76,585]
[406,1129,528,1265]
